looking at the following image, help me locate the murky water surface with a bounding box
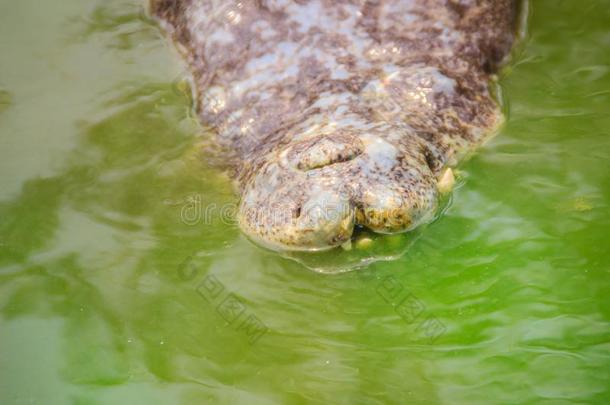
[1,1,609,403]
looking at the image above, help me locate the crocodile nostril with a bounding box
[287,133,364,171]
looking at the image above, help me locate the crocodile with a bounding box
[150,0,519,251]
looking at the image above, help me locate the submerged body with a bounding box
[151,0,518,251]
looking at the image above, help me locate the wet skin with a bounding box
[151,0,519,251]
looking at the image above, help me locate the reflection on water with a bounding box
[0,0,609,403]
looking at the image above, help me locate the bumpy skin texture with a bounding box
[151,0,518,251]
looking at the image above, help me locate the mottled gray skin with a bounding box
[151,0,518,251]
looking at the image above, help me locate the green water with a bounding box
[1,0,609,403]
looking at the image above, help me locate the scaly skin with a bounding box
[150,0,519,251]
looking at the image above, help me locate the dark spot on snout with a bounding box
[293,205,302,219]
[423,147,436,171]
